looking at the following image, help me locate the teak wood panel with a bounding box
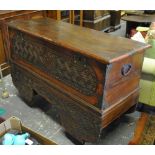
[10,57,104,107]
[8,18,150,143]
[83,10,109,20]
[104,75,140,106]
[9,28,106,107]
[7,18,150,64]
[105,51,144,88]
[11,62,101,115]
[11,60,139,142]
[0,29,5,64]
[102,89,139,128]
[11,62,102,142]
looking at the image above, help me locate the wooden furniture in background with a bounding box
[79,10,83,26]
[75,10,111,31]
[122,15,155,37]
[47,10,121,31]
[48,10,84,26]
[0,10,47,76]
[8,18,150,143]
[46,10,61,20]
[69,10,83,26]
[110,10,121,30]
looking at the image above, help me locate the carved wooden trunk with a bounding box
[8,18,150,143]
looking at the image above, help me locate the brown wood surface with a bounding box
[102,89,139,128]
[110,10,121,27]
[9,28,106,107]
[1,10,47,62]
[79,10,83,27]
[104,75,140,105]
[11,62,102,115]
[75,15,111,31]
[8,18,150,64]
[0,29,5,64]
[0,10,39,19]
[8,18,150,143]
[10,52,104,107]
[105,52,144,88]
[11,62,102,142]
[83,10,109,20]
[46,10,58,20]
[0,10,47,76]
[22,126,56,145]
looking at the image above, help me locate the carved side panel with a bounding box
[10,31,100,96]
[11,63,102,142]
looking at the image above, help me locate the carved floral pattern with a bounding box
[11,31,98,96]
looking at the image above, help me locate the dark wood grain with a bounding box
[75,15,111,31]
[102,89,139,128]
[83,10,109,20]
[8,18,150,64]
[0,28,5,64]
[8,18,150,143]
[105,52,144,88]
[11,62,102,142]
[9,29,105,107]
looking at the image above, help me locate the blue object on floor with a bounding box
[0,108,6,116]
[2,133,30,145]
[2,133,15,145]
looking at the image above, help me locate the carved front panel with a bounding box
[11,63,102,142]
[11,31,99,96]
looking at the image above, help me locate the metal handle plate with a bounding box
[121,64,132,76]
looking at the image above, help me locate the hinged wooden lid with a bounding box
[8,18,151,64]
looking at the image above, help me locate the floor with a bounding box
[0,20,140,145]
